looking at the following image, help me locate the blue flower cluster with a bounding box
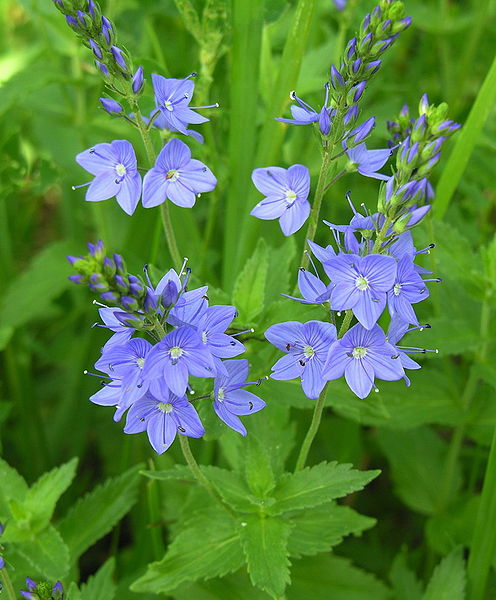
[85,264,265,453]
[73,73,217,215]
[266,216,439,399]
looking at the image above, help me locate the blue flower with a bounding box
[282,268,331,305]
[346,142,392,180]
[142,138,216,208]
[213,359,266,436]
[250,164,311,236]
[96,307,134,350]
[275,84,333,135]
[151,73,217,138]
[143,326,215,395]
[387,255,429,324]
[75,140,142,215]
[265,320,337,399]
[124,383,204,454]
[323,253,397,329]
[323,323,405,398]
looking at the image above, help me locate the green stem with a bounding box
[0,566,17,600]
[299,145,336,270]
[179,435,235,515]
[294,309,354,472]
[146,459,165,558]
[295,383,329,471]
[160,203,183,271]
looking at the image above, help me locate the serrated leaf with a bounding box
[287,504,376,558]
[232,238,269,322]
[25,457,78,531]
[268,462,380,515]
[244,436,275,498]
[0,457,28,516]
[80,558,116,600]
[423,548,466,600]
[240,515,291,598]
[265,236,296,304]
[389,551,423,600]
[66,583,82,600]
[131,507,244,594]
[377,427,461,515]
[16,524,70,580]
[425,495,479,556]
[0,240,72,347]
[58,465,141,561]
[173,572,271,600]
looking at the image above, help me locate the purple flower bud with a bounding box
[88,0,96,17]
[319,107,331,135]
[89,273,108,292]
[129,282,143,297]
[95,60,110,78]
[99,97,124,114]
[352,81,366,102]
[360,32,373,52]
[67,255,81,265]
[349,116,375,144]
[365,59,382,74]
[88,240,104,257]
[343,104,359,126]
[407,204,431,227]
[400,104,410,118]
[52,0,64,8]
[392,16,412,33]
[26,578,37,591]
[68,274,84,284]
[53,581,64,599]
[101,15,114,45]
[111,45,128,71]
[100,291,120,303]
[161,280,180,308]
[114,274,128,292]
[113,253,126,274]
[407,141,419,164]
[144,290,158,313]
[361,14,371,32]
[132,65,144,94]
[352,58,362,74]
[330,65,344,89]
[371,6,381,19]
[121,296,139,311]
[89,38,103,59]
[76,10,88,27]
[382,18,392,33]
[419,93,429,115]
[346,37,357,60]
[0,522,4,536]
[66,15,79,29]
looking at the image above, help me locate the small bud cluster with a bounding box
[67,241,146,310]
[51,0,143,94]
[20,577,63,600]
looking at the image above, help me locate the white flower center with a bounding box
[218,388,225,401]
[201,331,208,344]
[164,100,173,111]
[169,346,183,359]
[355,275,369,291]
[157,402,173,413]
[352,346,367,359]
[166,169,179,182]
[393,283,402,296]
[136,357,145,369]
[285,189,297,205]
[115,163,127,177]
[303,345,315,359]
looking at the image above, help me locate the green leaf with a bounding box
[377,427,461,515]
[58,465,141,561]
[16,524,70,580]
[240,515,292,598]
[287,504,376,558]
[131,507,244,594]
[425,495,479,555]
[232,238,269,322]
[264,236,296,305]
[0,457,28,516]
[268,462,380,515]
[244,436,276,498]
[389,551,423,600]
[423,548,466,600]
[0,240,73,348]
[65,583,82,600]
[288,554,391,600]
[25,457,78,531]
[80,558,116,600]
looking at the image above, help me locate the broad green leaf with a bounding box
[232,238,269,323]
[174,572,271,600]
[0,457,28,516]
[377,427,461,515]
[80,558,116,600]
[16,524,70,580]
[426,495,479,555]
[389,551,423,600]
[288,554,391,600]
[264,236,296,305]
[58,465,141,561]
[268,462,380,515]
[0,240,73,348]
[131,507,244,594]
[423,548,466,600]
[25,457,78,531]
[287,504,376,558]
[244,436,275,498]
[66,583,82,600]
[240,515,291,598]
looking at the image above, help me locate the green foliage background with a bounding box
[0,0,496,598]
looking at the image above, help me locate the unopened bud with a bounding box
[100,97,124,114]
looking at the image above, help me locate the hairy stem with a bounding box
[179,435,235,515]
